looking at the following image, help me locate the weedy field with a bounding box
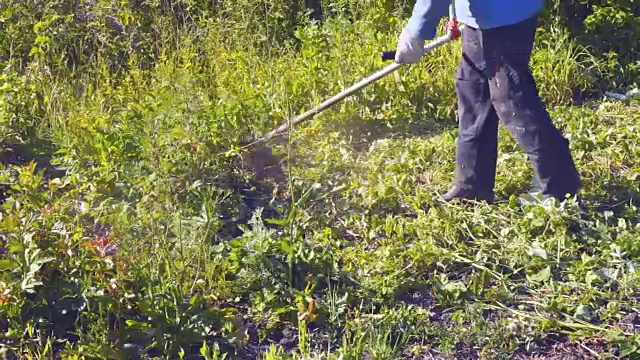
[1,0,640,359]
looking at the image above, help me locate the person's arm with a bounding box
[405,0,450,40]
[395,0,450,64]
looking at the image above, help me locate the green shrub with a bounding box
[544,0,640,86]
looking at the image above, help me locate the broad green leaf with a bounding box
[0,259,15,271]
[574,304,593,321]
[527,266,551,283]
[528,247,548,260]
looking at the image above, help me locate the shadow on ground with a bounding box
[0,141,67,202]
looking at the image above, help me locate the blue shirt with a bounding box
[405,0,545,40]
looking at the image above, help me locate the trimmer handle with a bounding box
[381,50,396,61]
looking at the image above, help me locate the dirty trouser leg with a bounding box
[484,16,582,200]
[452,25,500,198]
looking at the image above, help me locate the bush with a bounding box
[544,0,640,87]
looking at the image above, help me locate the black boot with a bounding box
[442,185,494,204]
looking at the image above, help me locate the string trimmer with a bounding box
[231,7,463,157]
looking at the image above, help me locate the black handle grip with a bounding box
[381,50,396,61]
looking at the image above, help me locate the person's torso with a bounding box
[454,0,546,29]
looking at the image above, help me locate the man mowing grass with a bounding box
[395,0,585,208]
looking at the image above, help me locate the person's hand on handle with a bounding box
[394,27,426,64]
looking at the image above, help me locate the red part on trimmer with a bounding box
[446,20,461,40]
